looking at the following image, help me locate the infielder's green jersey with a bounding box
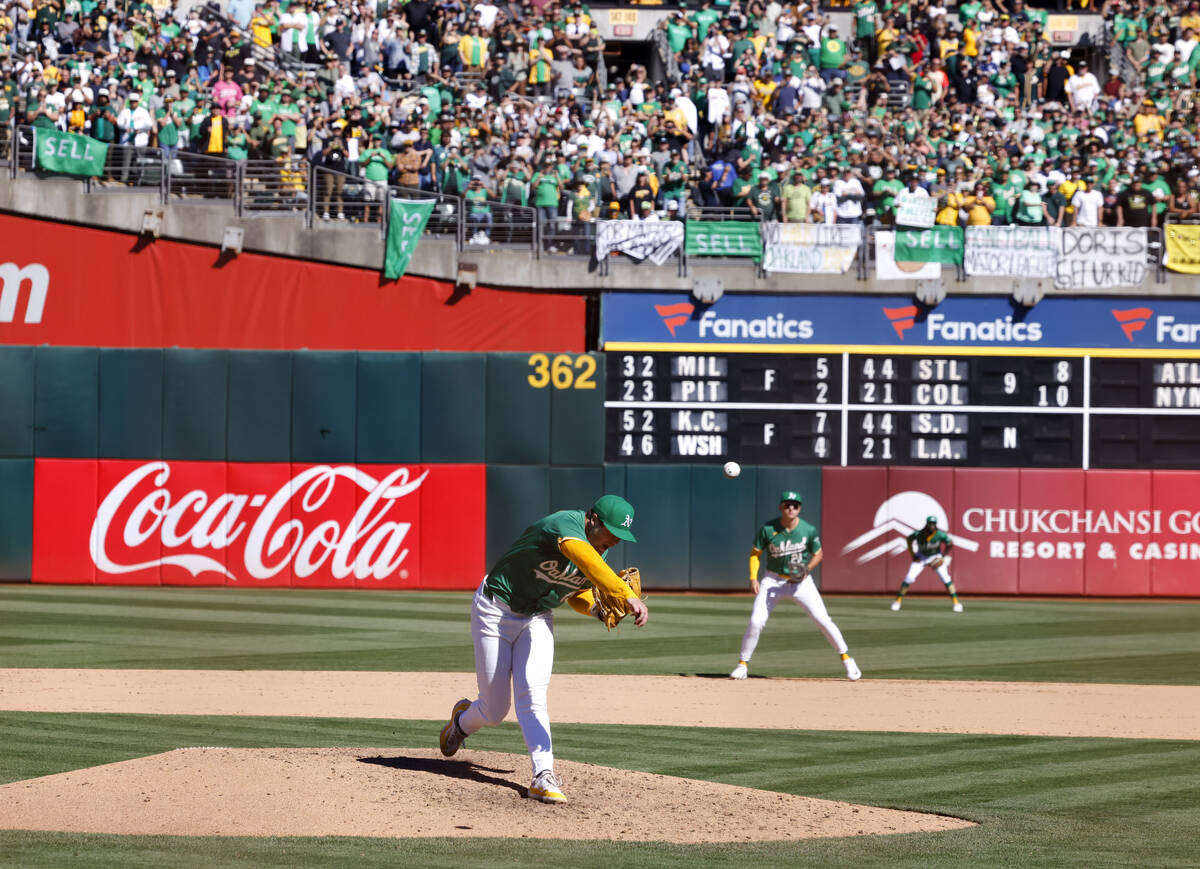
[485,510,605,615]
[907,527,950,558]
[754,518,820,576]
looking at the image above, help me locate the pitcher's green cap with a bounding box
[593,494,636,542]
[780,490,803,504]
[926,515,938,524]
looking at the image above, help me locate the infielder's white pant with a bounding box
[457,581,555,776]
[903,555,952,585]
[740,572,849,663]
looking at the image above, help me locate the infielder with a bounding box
[438,495,649,804]
[891,515,963,612]
[730,490,862,681]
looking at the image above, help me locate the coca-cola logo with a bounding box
[89,462,428,582]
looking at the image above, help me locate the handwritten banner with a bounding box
[1054,228,1148,289]
[35,129,109,177]
[894,226,964,264]
[965,226,1059,277]
[685,221,763,258]
[595,220,684,265]
[383,198,435,279]
[1164,224,1200,275]
[894,191,937,229]
[874,231,941,280]
[760,223,862,274]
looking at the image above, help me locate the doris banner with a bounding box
[31,459,486,588]
[819,467,1200,597]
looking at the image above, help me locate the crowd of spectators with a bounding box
[2,0,1199,247]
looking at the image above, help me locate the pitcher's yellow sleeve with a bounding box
[558,537,634,600]
[566,588,597,616]
[749,548,762,582]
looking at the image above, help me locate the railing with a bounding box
[239,157,310,216]
[311,165,384,231]
[167,151,238,203]
[0,136,1181,285]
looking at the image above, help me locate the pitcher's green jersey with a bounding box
[485,510,605,615]
[907,527,950,558]
[754,518,820,575]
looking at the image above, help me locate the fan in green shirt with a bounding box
[690,1,720,40]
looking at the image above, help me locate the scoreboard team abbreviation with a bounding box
[605,350,1200,469]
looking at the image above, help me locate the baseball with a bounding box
[723,461,741,479]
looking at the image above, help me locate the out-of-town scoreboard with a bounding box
[600,294,1200,469]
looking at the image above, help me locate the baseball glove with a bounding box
[592,568,645,630]
[928,557,945,569]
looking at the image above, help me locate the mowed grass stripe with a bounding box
[2,713,1199,868]
[2,588,1198,684]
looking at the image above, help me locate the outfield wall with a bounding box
[1,217,1197,596]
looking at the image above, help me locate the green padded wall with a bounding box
[550,352,604,466]
[35,347,98,457]
[549,466,605,514]
[623,464,691,588]
[292,351,356,463]
[0,459,33,580]
[99,349,163,459]
[485,465,550,570]
[162,349,227,461]
[486,353,550,465]
[689,464,760,589]
[227,351,292,462]
[356,352,421,463]
[422,353,486,463]
[0,347,35,457]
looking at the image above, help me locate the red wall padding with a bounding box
[0,213,584,352]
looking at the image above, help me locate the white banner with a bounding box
[965,226,1060,278]
[894,192,937,229]
[1054,228,1149,290]
[875,231,941,280]
[595,220,685,265]
[760,223,862,274]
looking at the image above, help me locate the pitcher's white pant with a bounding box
[903,555,952,585]
[739,572,849,663]
[456,581,555,777]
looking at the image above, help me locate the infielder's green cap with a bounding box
[593,494,637,542]
[926,515,938,524]
[780,490,803,504]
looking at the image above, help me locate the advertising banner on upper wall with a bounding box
[820,466,1200,597]
[31,459,486,589]
[601,292,1200,353]
[0,214,584,351]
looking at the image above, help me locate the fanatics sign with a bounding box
[32,459,485,588]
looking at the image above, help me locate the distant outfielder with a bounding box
[730,490,861,681]
[891,515,963,612]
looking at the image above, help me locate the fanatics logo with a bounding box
[1111,307,1152,341]
[882,305,918,339]
[655,302,694,336]
[841,491,979,564]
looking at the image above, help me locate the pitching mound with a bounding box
[0,747,972,842]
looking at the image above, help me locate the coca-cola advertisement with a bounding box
[821,467,1200,597]
[32,459,485,589]
[0,214,585,352]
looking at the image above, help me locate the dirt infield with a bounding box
[2,669,1195,841]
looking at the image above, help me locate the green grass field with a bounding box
[2,585,1198,868]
